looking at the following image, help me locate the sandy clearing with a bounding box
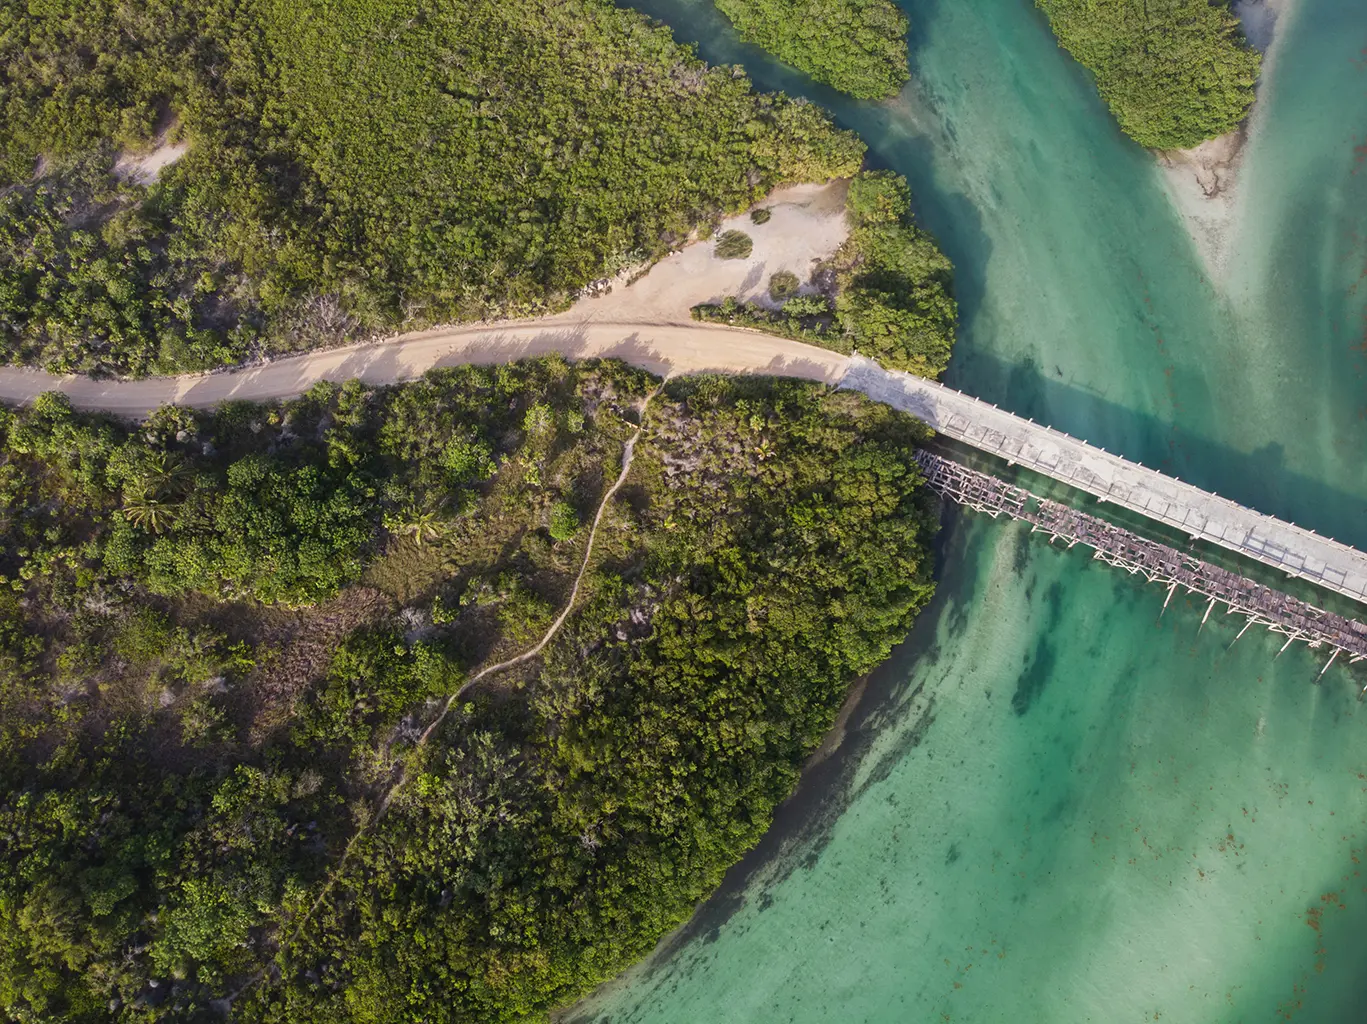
[112,141,189,186]
[0,321,849,417]
[563,179,850,324]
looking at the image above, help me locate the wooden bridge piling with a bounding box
[913,451,1367,679]
[845,356,1367,606]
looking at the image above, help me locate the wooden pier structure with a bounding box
[844,356,1367,607]
[914,451,1367,677]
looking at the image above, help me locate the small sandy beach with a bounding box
[560,178,850,325]
[1157,0,1300,278]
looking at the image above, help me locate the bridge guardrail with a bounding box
[842,356,1367,606]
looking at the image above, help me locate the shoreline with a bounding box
[1155,0,1301,278]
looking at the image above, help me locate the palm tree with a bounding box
[122,485,179,534]
[386,507,450,548]
[146,451,189,488]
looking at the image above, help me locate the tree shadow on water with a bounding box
[609,502,983,975]
[899,0,941,77]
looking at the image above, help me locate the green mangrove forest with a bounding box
[0,0,862,376]
[712,0,911,99]
[0,359,938,1021]
[1035,0,1261,149]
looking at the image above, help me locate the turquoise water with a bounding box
[573,1,1367,1020]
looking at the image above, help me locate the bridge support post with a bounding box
[1317,648,1342,681]
[910,450,1367,677]
[1228,617,1257,651]
[1160,581,1177,619]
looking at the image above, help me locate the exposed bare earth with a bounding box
[565,179,850,324]
[1156,129,1248,274]
[0,321,849,416]
[1158,129,1247,202]
[112,140,189,186]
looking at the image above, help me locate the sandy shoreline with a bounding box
[1156,0,1300,277]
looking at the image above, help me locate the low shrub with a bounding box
[768,270,800,301]
[715,230,755,260]
[549,501,580,541]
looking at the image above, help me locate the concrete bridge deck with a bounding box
[843,355,1367,607]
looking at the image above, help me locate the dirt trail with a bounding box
[0,321,847,415]
[275,390,658,969]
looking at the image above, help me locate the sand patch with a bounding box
[1156,130,1246,274]
[561,179,851,325]
[1157,0,1300,279]
[112,140,189,186]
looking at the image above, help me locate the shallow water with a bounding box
[574,0,1367,1020]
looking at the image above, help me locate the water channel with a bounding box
[570,0,1367,1020]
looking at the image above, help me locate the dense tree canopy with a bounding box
[0,0,863,375]
[714,0,910,99]
[0,360,938,1022]
[1036,0,1261,149]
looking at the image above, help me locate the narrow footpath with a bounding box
[271,390,657,984]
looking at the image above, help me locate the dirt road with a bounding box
[0,320,850,417]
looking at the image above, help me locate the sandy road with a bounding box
[0,320,850,416]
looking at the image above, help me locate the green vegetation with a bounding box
[694,292,842,346]
[751,206,773,224]
[714,0,910,100]
[0,358,938,1022]
[548,500,581,542]
[1036,0,1261,149]
[715,230,756,260]
[0,0,863,377]
[696,171,958,376]
[769,270,801,301]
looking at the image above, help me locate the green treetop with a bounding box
[1036,0,1261,149]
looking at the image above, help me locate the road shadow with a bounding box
[561,503,975,1021]
[944,351,1367,551]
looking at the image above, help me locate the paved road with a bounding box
[0,320,848,417]
[846,355,1367,606]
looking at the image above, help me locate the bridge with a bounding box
[841,355,1367,677]
[911,450,1367,672]
[843,355,1367,607]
